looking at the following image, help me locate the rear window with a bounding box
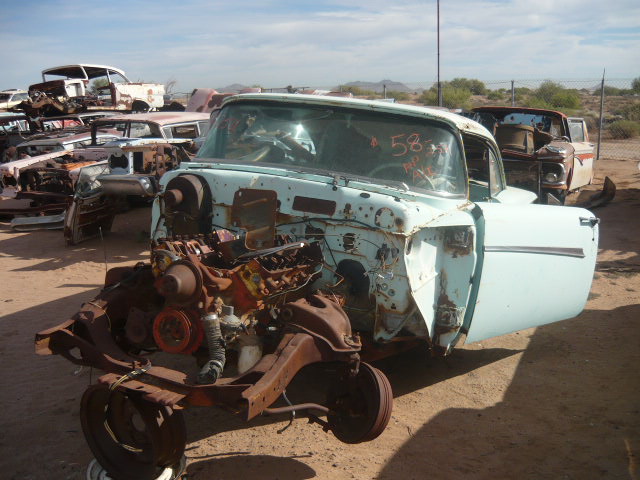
[169,124,199,139]
[568,120,585,142]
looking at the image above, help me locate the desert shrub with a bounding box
[522,96,553,109]
[603,86,623,96]
[607,120,640,139]
[632,77,640,94]
[514,87,532,96]
[535,81,565,100]
[620,102,640,121]
[487,90,506,101]
[448,78,487,95]
[418,89,438,106]
[531,81,581,109]
[419,86,472,109]
[601,85,633,96]
[339,85,378,97]
[550,90,581,109]
[387,90,410,101]
[584,115,599,132]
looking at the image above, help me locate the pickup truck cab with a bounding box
[470,107,594,203]
[20,64,166,116]
[36,94,599,479]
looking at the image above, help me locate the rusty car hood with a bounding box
[155,162,468,238]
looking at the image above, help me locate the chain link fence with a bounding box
[369,77,638,163]
[481,78,640,163]
[168,78,639,163]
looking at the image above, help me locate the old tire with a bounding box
[131,100,151,113]
[80,384,186,480]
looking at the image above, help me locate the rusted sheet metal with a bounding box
[470,106,594,204]
[230,188,278,249]
[36,214,393,476]
[113,84,164,110]
[22,64,165,116]
[11,212,66,231]
[185,88,235,113]
[100,141,190,197]
[576,176,616,209]
[0,191,70,216]
[64,191,115,245]
[292,195,337,215]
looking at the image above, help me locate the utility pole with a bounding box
[596,69,605,162]
[437,0,442,107]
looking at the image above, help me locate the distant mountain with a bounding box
[217,80,418,94]
[340,79,413,93]
[219,83,249,92]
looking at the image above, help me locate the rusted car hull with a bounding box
[0,191,70,217]
[36,229,393,479]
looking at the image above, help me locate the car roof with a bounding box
[472,106,568,119]
[18,130,115,146]
[222,93,493,139]
[41,64,127,80]
[0,112,28,119]
[93,111,210,126]
[42,112,118,122]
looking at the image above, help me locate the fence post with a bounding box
[437,0,443,107]
[596,71,605,162]
[383,84,387,99]
[511,80,515,106]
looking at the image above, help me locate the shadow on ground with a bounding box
[186,454,316,480]
[0,206,151,272]
[376,303,640,479]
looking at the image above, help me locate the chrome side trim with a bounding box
[484,246,585,258]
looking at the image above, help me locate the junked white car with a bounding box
[0,130,120,197]
[36,94,599,479]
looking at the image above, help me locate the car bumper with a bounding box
[97,174,158,197]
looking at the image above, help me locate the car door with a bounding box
[567,118,594,190]
[63,163,115,245]
[464,202,598,343]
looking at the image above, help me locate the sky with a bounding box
[1,0,639,93]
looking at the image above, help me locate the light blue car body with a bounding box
[151,94,598,354]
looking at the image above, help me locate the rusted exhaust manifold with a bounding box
[35,230,393,477]
[35,277,362,415]
[152,231,324,313]
[34,230,359,414]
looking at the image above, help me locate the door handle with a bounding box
[580,216,599,227]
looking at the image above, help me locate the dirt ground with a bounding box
[0,155,638,480]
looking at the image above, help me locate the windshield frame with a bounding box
[196,100,468,198]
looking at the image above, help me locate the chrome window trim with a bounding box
[484,245,585,258]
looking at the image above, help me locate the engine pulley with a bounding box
[152,308,203,354]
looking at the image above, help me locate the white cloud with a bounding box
[0,0,638,91]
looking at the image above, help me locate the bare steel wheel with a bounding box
[80,384,186,480]
[327,362,393,444]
